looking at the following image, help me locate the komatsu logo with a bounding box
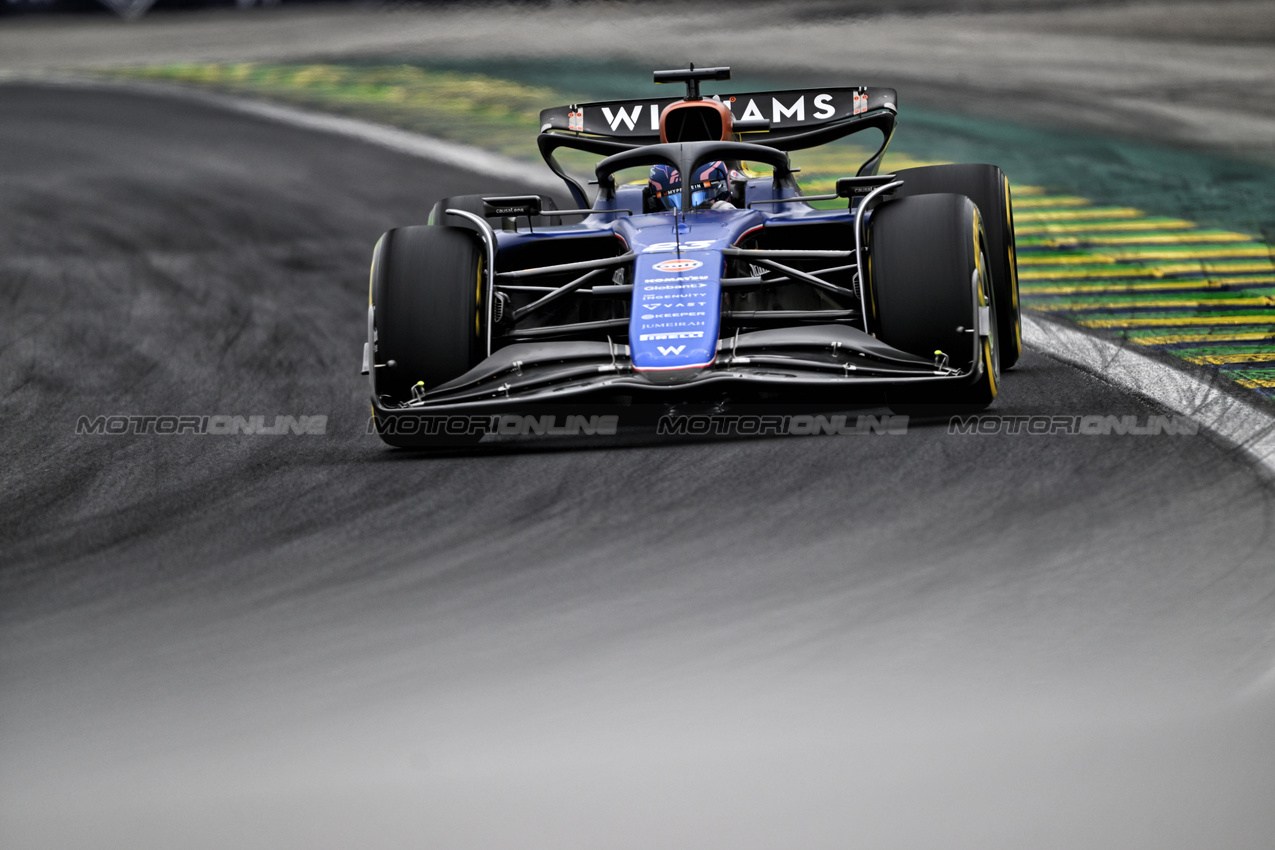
[642,275,709,284]
[652,259,703,273]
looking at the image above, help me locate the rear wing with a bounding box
[540,86,896,145]
[538,86,898,207]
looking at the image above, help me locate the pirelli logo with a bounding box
[638,331,704,341]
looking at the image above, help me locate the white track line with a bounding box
[221,94,566,195]
[0,73,564,194]
[1023,316,1275,478]
[9,76,1275,478]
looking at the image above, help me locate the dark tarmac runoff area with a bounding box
[4,11,1275,848]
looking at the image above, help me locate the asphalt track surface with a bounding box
[3,85,1275,850]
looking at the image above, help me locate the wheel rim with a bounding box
[977,244,999,399]
[1003,174,1022,359]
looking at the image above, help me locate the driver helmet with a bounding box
[649,160,730,211]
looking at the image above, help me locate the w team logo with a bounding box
[651,258,703,273]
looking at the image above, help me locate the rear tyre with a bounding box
[869,193,999,416]
[893,163,1021,369]
[369,225,486,447]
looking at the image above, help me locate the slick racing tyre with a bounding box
[869,193,999,416]
[893,163,1021,369]
[369,225,487,447]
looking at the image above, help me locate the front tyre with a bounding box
[368,225,486,447]
[893,163,1021,369]
[869,193,999,415]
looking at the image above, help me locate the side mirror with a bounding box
[836,175,899,199]
[482,195,542,218]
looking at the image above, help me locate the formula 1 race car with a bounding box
[363,65,1020,446]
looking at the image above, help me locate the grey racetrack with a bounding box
[3,39,1275,850]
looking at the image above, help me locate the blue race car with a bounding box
[362,65,1020,446]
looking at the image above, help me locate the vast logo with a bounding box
[651,259,704,273]
[657,345,686,357]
